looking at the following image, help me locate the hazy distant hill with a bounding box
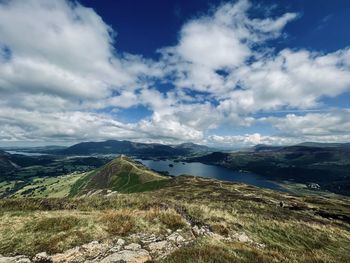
[172,142,210,152]
[296,142,350,149]
[253,142,350,152]
[0,150,18,174]
[59,140,211,156]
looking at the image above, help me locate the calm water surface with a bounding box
[137,159,287,192]
[5,151,47,156]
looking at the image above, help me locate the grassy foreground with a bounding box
[0,175,349,262]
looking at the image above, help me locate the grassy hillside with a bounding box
[1,156,349,262]
[69,155,170,196]
[0,175,349,262]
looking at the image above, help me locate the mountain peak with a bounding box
[70,156,169,196]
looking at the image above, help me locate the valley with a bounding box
[1,141,350,262]
[0,154,349,262]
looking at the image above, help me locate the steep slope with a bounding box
[70,155,169,195]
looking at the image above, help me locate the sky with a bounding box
[0,0,350,148]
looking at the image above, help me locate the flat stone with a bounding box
[232,232,253,243]
[0,256,31,263]
[167,233,185,244]
[124,243,141,251]
[148,241,168,251]
[116,238,125,246]
[51,242,109,263]
[100,249,151,263]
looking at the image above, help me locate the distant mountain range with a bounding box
[252,142,350,152]
[58,140,211,157]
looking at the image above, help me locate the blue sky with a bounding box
[0,0,349,147]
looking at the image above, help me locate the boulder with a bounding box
[0,256,31,263]
[148,241,168,251]
[116,239,125,247]
[124,243,141,251]
[51,241,110,263]
[33,252,52,263]
[166,233,185,245]
[100,249,151,263]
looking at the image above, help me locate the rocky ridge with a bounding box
[0,225,263,263]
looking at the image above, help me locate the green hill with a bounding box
[0,156,350,262]
[70,155,169,196]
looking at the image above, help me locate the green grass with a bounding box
[0,158,349,262]
[69,156,170,195]
[0,173,86,198]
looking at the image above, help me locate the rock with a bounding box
[116,238,125,247]
[175,235,185,243]
[191,225,200,236]
[33,252,52,263]
[51,241,110,263]
[138,234,157,245]
[232,232,252,243]
[148,241,168,251]
[100,249,151,263]
[191,225,212,237]
[124,243,141,251]
[0,256,31,263]
[167,233,185,244]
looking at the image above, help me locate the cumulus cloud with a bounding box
[220,48,350,113]
[0,0,160,101]
[0,106,204,144]
[1,0,350,146]
[263,109,350,137]
[159,0,298,94]
[207,109,350,147]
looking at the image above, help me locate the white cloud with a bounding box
[207,109,350,147]
[0,106,204,144]
[1,0,350,146]
[220,48,350,114]
[263,109,350,137]
[0,0,159,101]
[159,0,298,94]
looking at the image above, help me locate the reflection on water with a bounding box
[137,159,287,192]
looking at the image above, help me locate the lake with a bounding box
[5,151,47,156]
[137,159,287,192]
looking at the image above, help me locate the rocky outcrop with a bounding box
[0,227,264,263]
[0,255,31,263]
[100,249,150,263]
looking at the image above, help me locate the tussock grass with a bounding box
[0,176,349,262]
[101,210,136,235]
[145,208,188,230]
[0,212,102,256]
[161,238,284,263]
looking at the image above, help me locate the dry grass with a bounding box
[0,211,104,256]
[0,176,349,262]
[145,208,188,230]
[100,210,136,235]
